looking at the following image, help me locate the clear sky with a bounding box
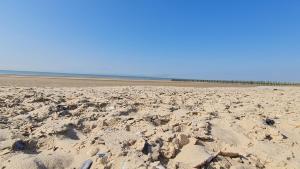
[0,0,299,82]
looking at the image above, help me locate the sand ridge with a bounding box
[0,86,300,169]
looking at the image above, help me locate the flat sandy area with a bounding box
[0,75,255,88]
[0,76,299,169]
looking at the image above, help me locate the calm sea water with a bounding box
[0,70,170,81]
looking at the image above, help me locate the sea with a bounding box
[0,70,170,81]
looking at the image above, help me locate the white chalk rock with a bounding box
[174,143,213,168]
[134,138,146,151]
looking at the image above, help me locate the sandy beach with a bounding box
[0,75,255,88]
[0,76,299,169]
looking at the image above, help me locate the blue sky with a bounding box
[0,0,299,81]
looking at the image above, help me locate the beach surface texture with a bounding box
[0,77,299,169]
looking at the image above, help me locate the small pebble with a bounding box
[265,118,275,126]
[80,159,93,169]
[12,140,26,151]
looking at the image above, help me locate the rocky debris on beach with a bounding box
[0,86,300,168]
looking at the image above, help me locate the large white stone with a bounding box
[174,143,213,168]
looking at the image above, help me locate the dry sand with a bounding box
[0,76,300,169]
